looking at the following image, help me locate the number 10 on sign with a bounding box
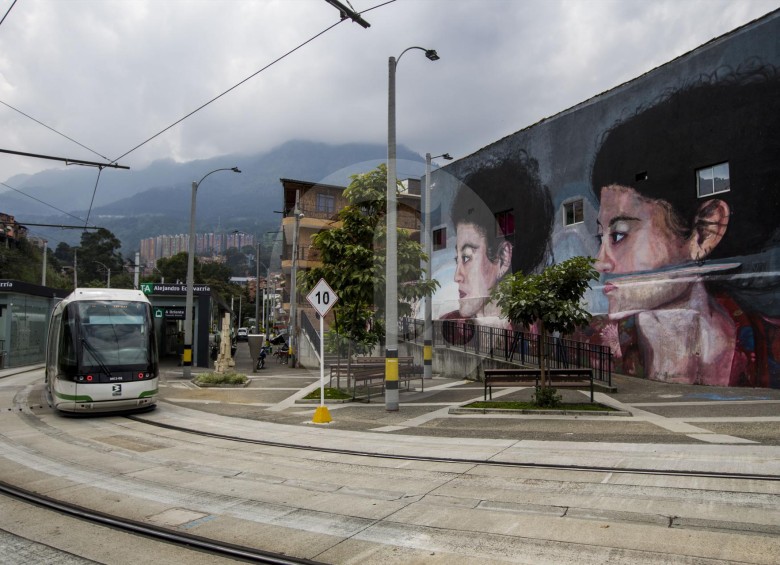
[306,279,339,423]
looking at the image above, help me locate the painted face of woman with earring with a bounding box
[595,184,692,316]
[594,184,730,317]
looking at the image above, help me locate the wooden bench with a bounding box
[483,368,594,402]
[329,358,423,402]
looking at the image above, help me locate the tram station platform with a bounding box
[155,341,780,446]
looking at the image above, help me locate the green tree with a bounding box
[156,252,238,304]
[156,253,189,283]
[301,164,438,359]
[492,256,598,395]
[77,228,124,287]
[225,247,248,276]
[0,237,70,289]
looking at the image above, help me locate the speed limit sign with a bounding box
[306,278,339,317]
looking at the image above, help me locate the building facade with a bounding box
[139,232,256,272]
[278,176,421,336]
[429,11,780,388]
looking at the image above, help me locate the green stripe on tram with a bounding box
[54,391,94,402]
[139,389,158,398]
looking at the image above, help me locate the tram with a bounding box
[45,288,159,413]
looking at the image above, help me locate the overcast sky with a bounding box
[1,0,778,185]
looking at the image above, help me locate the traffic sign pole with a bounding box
[307,279,338,424]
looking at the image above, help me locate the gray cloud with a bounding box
[1,0,778,185]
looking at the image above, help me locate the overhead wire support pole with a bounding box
[0,148,129,169]
[323,0,371,28]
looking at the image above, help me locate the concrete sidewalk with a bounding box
[3,343,778,446]
[157,341,780,446]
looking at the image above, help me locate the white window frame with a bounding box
[563,199,584,226]
[696,162,730,198]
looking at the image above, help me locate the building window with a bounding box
[432,228,446,251]
[495,210,514,237]
[316,193,335,214]
[564,199,584,226]
[697,162,730,198]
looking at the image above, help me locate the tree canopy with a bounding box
[492,256,598,387]
[300,164,438,353]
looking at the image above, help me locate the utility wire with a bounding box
[0,101,112,162]
[1,181,89,224]
[82,167,103,231]
[0,0,18,29]
[112,15,349,164]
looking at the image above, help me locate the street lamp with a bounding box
[423,152,452,380]
[93,261,111,288]
[183,166,241,379]
[386,46,440,411]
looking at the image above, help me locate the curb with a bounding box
[448,407,632,417]
[295,398,353,404]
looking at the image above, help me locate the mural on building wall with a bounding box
[437,155,553,343]
[432,51,780,388]
[580,64,780,388]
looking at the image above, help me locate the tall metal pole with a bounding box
[183,180,198,379]
[41,240,47,286]
[424,153,433,381]
[289,190,302,367]
[385,46,439,411]
[183,167,240,379]
[385,55,400,411]
[255,242,261,332]
[423,152,452,380]
[134,252,140,289]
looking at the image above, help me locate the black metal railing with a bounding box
[284,245,322,263]
[300,311,321,356]
[402,317,612,387]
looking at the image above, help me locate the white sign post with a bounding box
[306,278,339,424]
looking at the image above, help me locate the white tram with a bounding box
[45,288,159,413]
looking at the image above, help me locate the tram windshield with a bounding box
[76,301,153,368]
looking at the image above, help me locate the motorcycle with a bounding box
[256,346,268,370]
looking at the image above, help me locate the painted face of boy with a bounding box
[454,222,507,318]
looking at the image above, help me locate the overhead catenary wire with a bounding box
[111,15,352,165]
[1,181,90,225]
[2,1,387,237]
[0,0,18,29]
[0,102,113,163]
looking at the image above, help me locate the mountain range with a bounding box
[0,140,427,255]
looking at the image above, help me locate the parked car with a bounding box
[237,327,248,341]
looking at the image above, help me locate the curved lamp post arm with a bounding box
[183,166,241,379]
[92,260,111,288]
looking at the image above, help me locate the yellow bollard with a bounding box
[312,405,332,424]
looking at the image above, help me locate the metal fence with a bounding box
[402,317,612,387]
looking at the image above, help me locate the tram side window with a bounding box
[59,310,77,371]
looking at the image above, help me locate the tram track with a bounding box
[3,373,780,563]
[0,479,324,565]
[128,414,780,483]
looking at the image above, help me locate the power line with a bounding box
[112,15,353,164]
[0,0,18,29]
[1,181,90,224]
[0,101,113,162]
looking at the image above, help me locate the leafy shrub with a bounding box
[193,372,248,386]
[533,386,562,408]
